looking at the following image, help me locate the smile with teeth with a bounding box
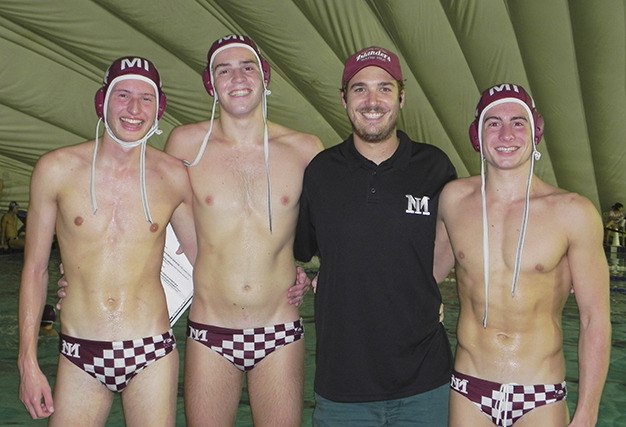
[121,117,144,125]
[360,109,385,120]
[496,146,518,153]
[229,88,252,97]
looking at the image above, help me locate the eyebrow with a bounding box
[348,81,396,91]
[111,88,156,97]
[484,115,528,122]
[214,59,258,71]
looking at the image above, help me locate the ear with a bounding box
[94,88,105,119]
[534,113,545,144]
[157,92,167,119]
[399,90,405,108]
[468,119,480,152]
[202,67,214,97]
[340,90,347,108]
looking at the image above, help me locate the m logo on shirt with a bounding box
[405,195,430,215]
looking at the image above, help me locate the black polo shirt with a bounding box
[295,130,457,402]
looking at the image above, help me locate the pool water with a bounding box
[1,248,624,426]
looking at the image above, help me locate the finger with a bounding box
[26,397,48,419]
[41,389,54,416]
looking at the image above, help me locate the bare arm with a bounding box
[433,186,455,284]
[567,198,611,426]
[170,169,197,265]
[18,156,58,418]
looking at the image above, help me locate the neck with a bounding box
[353,131,399,165]
[218,109,267,146]
[484,160,536,202]
[99,135,142,166]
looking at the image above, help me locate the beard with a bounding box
[350,106,398,143]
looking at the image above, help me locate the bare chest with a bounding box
[189,150,303,216]
[449,203,567,275]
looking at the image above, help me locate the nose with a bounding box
[364,90,381,106]
[231,67,246,82]
[127,96,141,115]
[499,123,515,141]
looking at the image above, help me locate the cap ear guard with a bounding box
[202,67,214,96]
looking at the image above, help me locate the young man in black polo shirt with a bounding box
[295,46,456,426]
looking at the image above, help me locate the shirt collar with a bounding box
[340,130,412,172]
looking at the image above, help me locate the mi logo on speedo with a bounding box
[189,326,208,342]
[61,340,81,358]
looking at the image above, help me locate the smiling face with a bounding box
[211,46,264,115]
[105,79,157,142]
[481,101,533,169]
[342,66,404,144]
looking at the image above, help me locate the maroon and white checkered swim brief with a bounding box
[450,370,567,426]
[59,329,176,392]
[187,318,304,371]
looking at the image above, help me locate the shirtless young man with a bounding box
[18,57,194,426]
[436,84,611,426]
[164,35,323,426]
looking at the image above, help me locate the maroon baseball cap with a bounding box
[341,46,403,87]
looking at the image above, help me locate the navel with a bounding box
[74,216,84,226]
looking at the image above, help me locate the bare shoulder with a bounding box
[34,140,92,176]
[541,184,602,230]
[146,146,189,189]
[441,176,480,202]
[164,120,210,159]
[147,145,186,171]
[269,121,324,160]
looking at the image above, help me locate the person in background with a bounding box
[165,35,323,426]
[295,46,456,426]
[39,304,58,337]
[437,83,611,426]
[1,201,26,250]
[605,202,624,246]
[18,56,195,425]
